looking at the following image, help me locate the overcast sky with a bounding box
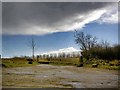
[2,2,118,57]
[3,2,118,35]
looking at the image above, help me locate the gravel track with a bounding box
[2,64,118,88]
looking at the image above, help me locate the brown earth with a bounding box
[2,64,118,88]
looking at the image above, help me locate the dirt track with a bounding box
[2,64,118,88]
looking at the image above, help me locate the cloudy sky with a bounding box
[2,2,118,58]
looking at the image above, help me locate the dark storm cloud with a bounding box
[2,2,117,35]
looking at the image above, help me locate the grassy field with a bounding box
[38,58,79,66]
[38,58,120,70]
[2,57,120,70]
[2,58,39,68]
[84,59,120,70]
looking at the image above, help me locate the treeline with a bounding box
[74,31,119,60]
[88,45,120,60]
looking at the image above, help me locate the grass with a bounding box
[38,58,120,70]
[38,58,79,66]
[83,59,120,70]
[2,58,39,68]
[100,65,120,70]
[2,57,120,70]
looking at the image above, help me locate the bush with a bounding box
[28,61,33,64]
[77,63,83,67]
[87,45,120,61]
[92,64,98,68]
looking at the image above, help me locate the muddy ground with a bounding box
[2,64,118,88]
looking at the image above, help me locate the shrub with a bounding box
[87,45,120,61]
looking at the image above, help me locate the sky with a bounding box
[2,2,118,58]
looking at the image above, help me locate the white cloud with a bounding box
[40,47,81,55]
[97,5,118,24]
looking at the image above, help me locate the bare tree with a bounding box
[74,31,97,60]
[100,40,110,48]
[31,36,36,60]
[74,31,97,51]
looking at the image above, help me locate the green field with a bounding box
[2,58,39,68]
[38,58,80,66]
[2,57,120,70]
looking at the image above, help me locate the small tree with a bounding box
[74,31,97,60]
[32,37,35,60]
[29,36,36,61]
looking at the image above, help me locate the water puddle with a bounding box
[61,82,85,88]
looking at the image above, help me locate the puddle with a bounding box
[43,75,48,78]
[61,82,85,88]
